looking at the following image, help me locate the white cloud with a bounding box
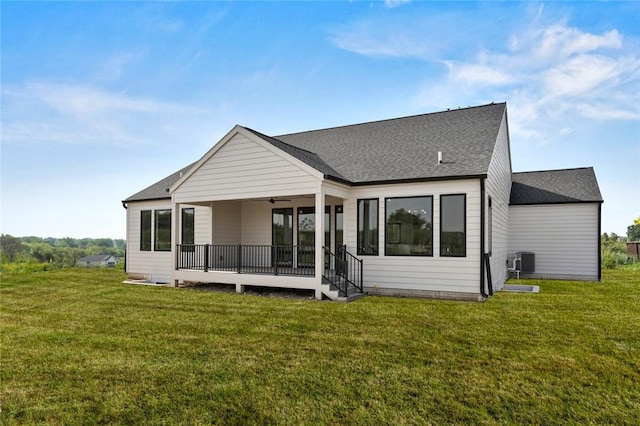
[330,21,432,59]
[1,82,212,147]
[385,0,411,9]
[416,21,640,143]
[445,61,514,86]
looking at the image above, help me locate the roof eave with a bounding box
[510,200,603,206]
[351,173,487,187]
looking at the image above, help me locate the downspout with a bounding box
[121,201,128,273]
[598,203,602,281]
[480,179,488,298]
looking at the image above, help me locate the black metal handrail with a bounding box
[176,244,315,276]
[323,245,363,297]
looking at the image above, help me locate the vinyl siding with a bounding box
[485,113,511,290]
[126,200,173,283]
[173,133,321,204]
[213,201,241,245]
[345,179,482,294]
[508,203,599,280]
[193,205,211,245]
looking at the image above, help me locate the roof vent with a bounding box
[438,151,443,164]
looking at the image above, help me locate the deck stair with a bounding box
[321,246,364,301]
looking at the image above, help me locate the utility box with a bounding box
[516,252,535,273]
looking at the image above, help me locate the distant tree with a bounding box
[93,238,114,248]
[628,217,640,242]
[0,235,25,262]
[610,232,619,242]
[30,243,54,263]
[56,237,77,248]
[601,232,609,241]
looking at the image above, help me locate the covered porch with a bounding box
[171,188,363,300]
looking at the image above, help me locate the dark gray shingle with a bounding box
[277,103,507,183]
[124,103,507,201]
[123,162,197,202]
[510,167,603,205]
[242,127,348,182]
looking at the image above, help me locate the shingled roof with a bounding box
[124,103,507,202]
[124,162,197,202]
[510,167,603,205]
[277,102,506,184]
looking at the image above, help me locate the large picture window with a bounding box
[357,198,378,255]
[385,196,433,256]
[154,209,172,251]
[440,194,466,257]
[140,210,151,251]
[182,208,194,245]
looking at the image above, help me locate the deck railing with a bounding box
[323,245,364,297]
[176,244,316,276]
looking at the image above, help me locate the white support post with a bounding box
[314,190,325,300]
[172,202,180,288]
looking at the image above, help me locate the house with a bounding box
[77,255,119,267]
[122,103,603,301]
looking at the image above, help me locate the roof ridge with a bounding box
[275,102,506,138]
[513,166,593,175]
[242,126,320,156]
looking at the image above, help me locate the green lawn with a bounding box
[1,268,639,425]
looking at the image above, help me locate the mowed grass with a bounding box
[1,268,639,425]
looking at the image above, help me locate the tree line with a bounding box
[0,235,126,270]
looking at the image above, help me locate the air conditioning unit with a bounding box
[516,252,535,273]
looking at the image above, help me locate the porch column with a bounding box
[172,201,180,288]
[314,190,325,300]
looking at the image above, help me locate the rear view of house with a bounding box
[122,103,602,301]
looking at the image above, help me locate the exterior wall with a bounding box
[193,204,211,245]
[508,203,600,280]
[212,201,241,244]
[485,113,512,291]
[344,179,482,296]
[126,199,173,283]
[173,132,322,204]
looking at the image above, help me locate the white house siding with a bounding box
[173,132,322,204]
[345,179,482,299]
[212,201,241,245]
[508,204,600,280]
[485,113,511,291]
[193,204,211,245]
[126,200,173,283]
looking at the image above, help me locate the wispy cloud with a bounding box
[331,7,639,145]
[1,82,212,147]
[421,22,640,143]
[385,0,411,9]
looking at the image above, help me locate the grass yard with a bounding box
[1,268,639,425]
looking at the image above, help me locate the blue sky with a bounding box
[2,1,639,239]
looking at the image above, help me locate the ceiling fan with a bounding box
[267,197,291,204]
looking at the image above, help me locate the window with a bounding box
[357,199,378,255]
[440,194,466,257]
[154,209,172,251]
[385,196,433,256]
[182,208,194,245]
[140,210,151,251]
